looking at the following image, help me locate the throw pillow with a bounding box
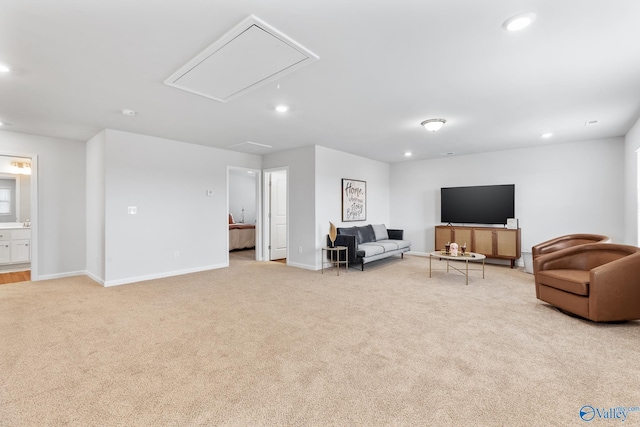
[371,224,389,241]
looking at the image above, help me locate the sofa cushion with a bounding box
[536,269,590,296]
[378,239,411,250]
[356,225,376,244]
[371,224,389,241]
[357,242,385,257]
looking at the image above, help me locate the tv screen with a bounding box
[440,184,515,225]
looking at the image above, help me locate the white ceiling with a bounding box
[1,0,639,163]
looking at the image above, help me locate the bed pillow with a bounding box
[371,224,389,241]
[229,214,235,224]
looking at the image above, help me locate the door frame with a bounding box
[262,167,288,262]
[0,151,38,279]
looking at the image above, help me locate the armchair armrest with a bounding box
[589,253,640,321]
[533,245,590,272]
[387,229,404,240]
[532,234,610,258]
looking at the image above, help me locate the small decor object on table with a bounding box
[444,242,451,254]
[450,242,458,256]
[461,242,467,255]
[329,222,337,248]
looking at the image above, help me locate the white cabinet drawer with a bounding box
[0,231,10,241]
[11,229,31,240]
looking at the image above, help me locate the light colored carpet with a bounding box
[1,253,639,426]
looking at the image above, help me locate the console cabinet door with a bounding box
[453,228,472,249]
[473,229,494,256]
[435,227,452,251]
[495,229,519,258]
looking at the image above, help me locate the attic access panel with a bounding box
[165,15,319,103]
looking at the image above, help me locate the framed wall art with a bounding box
[342,178,366,221]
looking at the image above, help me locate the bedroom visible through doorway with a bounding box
[227,167,261,263]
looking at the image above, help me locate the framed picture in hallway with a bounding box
[342,178,366,221]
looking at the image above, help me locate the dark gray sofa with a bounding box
[327,224,411,270]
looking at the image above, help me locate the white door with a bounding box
[269,170,287,260]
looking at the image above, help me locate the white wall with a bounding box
[228,170,257,224]
[262,145,391,270]
[315,145,390,268]
[101,130,261,286]
[86,130,106,283]
[0,130,86,279]
[390,138,625,259]
[263,146,315,269]
[625,116,640,245]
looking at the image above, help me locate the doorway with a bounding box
[0,153,37,282]
[227,166,262,263]
[263,168,288,262]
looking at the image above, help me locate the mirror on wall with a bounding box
[0,156,31,223]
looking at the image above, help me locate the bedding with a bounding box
[229,215,255,250]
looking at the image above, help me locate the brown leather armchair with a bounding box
[532,233,610,260]
[534,243,640,322]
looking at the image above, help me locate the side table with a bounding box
[322,246,348,275]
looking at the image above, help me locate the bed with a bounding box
[229,214,255,250]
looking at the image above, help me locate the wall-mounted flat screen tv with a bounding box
[440,184,515,225]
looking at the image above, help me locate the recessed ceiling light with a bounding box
[441,152,455,156]
[541,133,553,138]
[404,152,412,157]
[275,105,289,113]
[502,12,536,31]
[585,120,598,126]
[0,122,3,126]
[0,64,10,73]
[121,109,136,116]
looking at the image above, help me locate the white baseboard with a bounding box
[103,263,228,287]
[286,261,317,271]
[32,270,86,281]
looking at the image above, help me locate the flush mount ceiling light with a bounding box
[541,132,553,138]
[0,64,10,72]
[275,105,289,113]
[121,109,136,116]
[421,118,446,132]
[404,152,412,157]
[502,12,536,31]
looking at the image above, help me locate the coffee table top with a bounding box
[429,251,486,261]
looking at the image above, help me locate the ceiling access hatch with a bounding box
[164,15,319,103]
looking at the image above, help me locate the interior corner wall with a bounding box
[0,129,86,279]
[390,138,625,256]
[625,116,640,245]
[86,130,106,283]
[315,145,390,269]
[263,146,316,269]
[102,129,261,286]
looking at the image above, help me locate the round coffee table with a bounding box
[428,251,486,285]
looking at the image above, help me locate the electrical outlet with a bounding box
[127,206,137,215]
[174,251,180,259]
[298,246,303,253]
